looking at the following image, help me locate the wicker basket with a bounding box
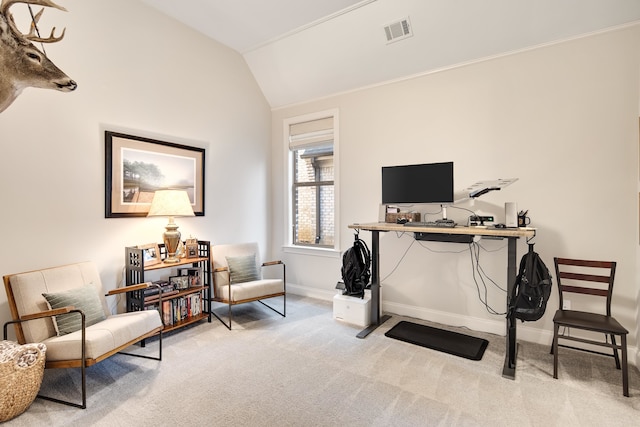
[0,340,46,422]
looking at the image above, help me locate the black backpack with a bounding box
[510,245,553,322]
[340,234,371,299]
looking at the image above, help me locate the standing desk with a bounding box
[347,222,536,379]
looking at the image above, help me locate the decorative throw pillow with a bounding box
[226,254,260,284]
[42,285,106,336]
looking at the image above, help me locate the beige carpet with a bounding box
[5,295,640,426]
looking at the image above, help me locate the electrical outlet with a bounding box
[562,300,571,310]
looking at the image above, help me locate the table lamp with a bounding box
[147,190,195,263]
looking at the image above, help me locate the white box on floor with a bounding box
[333,291,371,327]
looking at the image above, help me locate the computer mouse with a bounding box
[495,223,506,228]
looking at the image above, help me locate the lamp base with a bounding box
[163,219,181,264]
[163,255,181,264]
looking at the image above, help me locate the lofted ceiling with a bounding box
[140,0,640,108]
[139,0,371,53]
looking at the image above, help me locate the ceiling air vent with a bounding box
[384,17,412,44]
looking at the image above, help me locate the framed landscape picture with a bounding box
[105,131,205,218]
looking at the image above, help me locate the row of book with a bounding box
[142,267,203,300]
[146,293,203,326]
[144,281,175,298]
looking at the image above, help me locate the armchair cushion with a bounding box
[216,278,284,302]
[226,254,260,284]
[42,311,162,361]
[42,285,106,336]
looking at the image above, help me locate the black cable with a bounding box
[468,242,506,315]
[469,243,495,314]
[419,206,444,221]
[447,204,477,224]
[381,233,471,282]
[472,242,507,292]
[475,239,507,253]
[379,231,507,316]
[380,237,415,283]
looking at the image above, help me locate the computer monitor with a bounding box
[381,161,454,205]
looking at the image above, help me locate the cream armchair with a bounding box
[3,261,163,409]
[211,242,285,329]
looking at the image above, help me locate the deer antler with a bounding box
[25,7,65,42]
[1,0,67,43]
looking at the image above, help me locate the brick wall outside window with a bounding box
[294,152,334,247]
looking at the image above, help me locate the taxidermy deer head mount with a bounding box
[0,0,76,113]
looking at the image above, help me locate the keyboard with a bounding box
[403,220,457,228]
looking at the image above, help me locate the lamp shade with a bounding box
[147,190,195,263]
[147,190,195,218]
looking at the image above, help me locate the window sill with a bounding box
[283,245,341,258]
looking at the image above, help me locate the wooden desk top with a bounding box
[348,222,536,238]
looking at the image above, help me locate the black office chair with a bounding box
[551,257,629,396]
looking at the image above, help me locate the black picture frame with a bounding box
[105,131,205,218]
[169,275,189,290]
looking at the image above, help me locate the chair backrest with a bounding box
[211,242,261,292]
[553,257,616,316]
[3,262,109,344]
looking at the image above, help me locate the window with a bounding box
[286,111,338,250]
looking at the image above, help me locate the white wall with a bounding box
[0,1,271,335]
[272,24,640,358]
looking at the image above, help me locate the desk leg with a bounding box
[357,230,391,338]
[502,237,518,379]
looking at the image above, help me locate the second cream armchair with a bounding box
[210,242,285,329]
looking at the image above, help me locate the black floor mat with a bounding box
[385,321,489,361]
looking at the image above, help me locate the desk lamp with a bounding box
[147,190,195,263]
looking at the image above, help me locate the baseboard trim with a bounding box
[287,283,639,367]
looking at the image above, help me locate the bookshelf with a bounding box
[124,240,212,332]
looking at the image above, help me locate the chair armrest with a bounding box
[105,283,163,321]
[3,306,83,341]
[261,261,285,289]
[106,282,151,296]
[262,260,283,267]
[21,306,75,321]
[214,266,229,273]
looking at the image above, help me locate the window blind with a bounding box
[289,116,333,150]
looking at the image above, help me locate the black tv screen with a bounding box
[382,161,454,204]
